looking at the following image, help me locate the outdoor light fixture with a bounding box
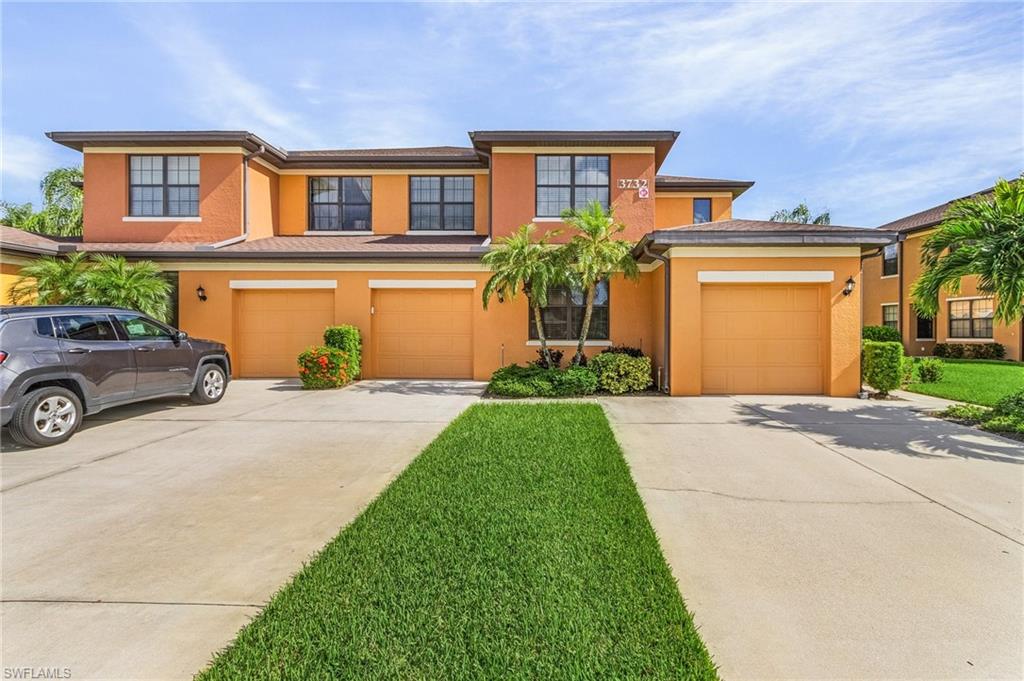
[196,285,207,302]
[843,277,856,296]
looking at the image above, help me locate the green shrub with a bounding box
[601,345,645,358]
[589,352,652,394]
[900,356,914,387]
[992,388,1024,419]
[940,403,990,422]
[533,348,564,369]
[917,357,945,383]
[934,342,1005,360]
[981,415,1024,434]
[297,346,353,389]
[863,325,902,343]
[323,325,362,378]
[487,364,598,397]
[862,340,904,395]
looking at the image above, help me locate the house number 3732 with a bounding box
[617,178,649,190]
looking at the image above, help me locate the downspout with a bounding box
[897,235,905,346]
[642,242,671,394]
[476,148,493,243]
[199,145,266,250]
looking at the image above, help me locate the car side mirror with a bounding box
[175,331,188,342]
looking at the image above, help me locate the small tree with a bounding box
[561,202,639,365]
[912,176,1024,324]
[482,224,564,368]
[770,202,830,225]
[1,166,84,236]
[11,254,172,321]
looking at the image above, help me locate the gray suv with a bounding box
[1,306,231,447]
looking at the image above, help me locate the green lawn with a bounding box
[908,359,1024,406]
[199,403,717,680]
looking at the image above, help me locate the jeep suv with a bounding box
[0,306,231,447]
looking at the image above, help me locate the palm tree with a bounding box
[482,224,564,367]
[10,252,91,305]
[912,176,1024,324]
[10,254,173,321]
[769,202,830,225]
[1,166,84,236]
[82,255,172,321]
[561,202,640,365]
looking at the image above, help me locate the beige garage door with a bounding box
[373,289,473,378]
[236,289,335,377]
[701,284,826,395]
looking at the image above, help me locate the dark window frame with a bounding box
[948,298,994,339]
[528,281,611,341]
[409,176,475,231]
[307,176,372,231]
[914,310,935,341]
[128,154,200,217]
[881,304,899,330]
[693,198,712,224]
[882,243,899,277]
[535,154,611,218]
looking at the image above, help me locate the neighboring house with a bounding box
[862,189,1022,361]
[0,226,66,304]
[0,129,893,395]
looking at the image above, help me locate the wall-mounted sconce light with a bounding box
[842,277,856,296]
[196,285,208,302]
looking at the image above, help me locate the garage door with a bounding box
[372,289,473,378]
[236,289,335,377]
[701,284,826,394]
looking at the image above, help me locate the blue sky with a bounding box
[2,1,1021,226]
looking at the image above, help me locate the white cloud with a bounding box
[0,133,63,204]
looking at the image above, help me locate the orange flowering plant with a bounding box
[297,346,353,389]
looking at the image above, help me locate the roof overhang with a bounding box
[654,178,755,198]
[469,130,679,170]
[634,228,896,262]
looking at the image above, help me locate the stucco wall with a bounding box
[653,195,732,228]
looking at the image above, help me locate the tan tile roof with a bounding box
[0,226,62,254]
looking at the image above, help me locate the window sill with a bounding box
[532,217,564,223]
[943,338,995,343]
[123,216,201,222]
[880,274,899,279]
[404,230,477,236]
[525,340,612,347]
[303,230,371,236]
[914,338,936,342]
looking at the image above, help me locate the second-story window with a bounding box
[536,155,609,217]
[129,155,199,217]
[410,177,474,231]
[693,198,712,224]
[309,177,371,231]
[882,243,899,277]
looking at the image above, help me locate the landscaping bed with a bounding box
[199,404,717,680]
[906,359,1024,406]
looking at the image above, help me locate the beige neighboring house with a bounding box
[862,188,1022,361]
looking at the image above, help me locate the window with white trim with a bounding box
[882,304,899,329]
[536,155,610,217]
[949,298,993,339]
[882,243,899,277]
[129,155,199,217]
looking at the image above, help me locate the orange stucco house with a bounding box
[1,129,895,396]
[862,189,1022,362]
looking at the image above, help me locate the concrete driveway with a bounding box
[603,394,1024,680]
[1,379,482,680]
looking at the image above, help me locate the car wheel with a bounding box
[191,364,227,405]
[8,387,83,448]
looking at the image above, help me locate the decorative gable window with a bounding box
[309,177,372,231]
[882,243,899,277]
[129,155,199,217]
[535,155,610,217]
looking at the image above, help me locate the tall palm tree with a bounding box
[82,255,172,321]
[482,224,564,367]
[912,176,1024,324]
[10,252,91,305]
[769,202,830,225]
[1,166,84,236]
[561,202,639,365]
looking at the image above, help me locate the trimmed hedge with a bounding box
[488,364,598,398]
[589,352,653,395]
[933,342,1005,360]
[917,357,945,383]
[862,340,905,395]
[863,325,902,342]
[324,325,362,378]
[298,346,354,389]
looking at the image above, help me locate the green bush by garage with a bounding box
[488,347,653,398]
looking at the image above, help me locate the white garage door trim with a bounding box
[229,279,338,289]
[698,270,835,283]
[368,279,477,289]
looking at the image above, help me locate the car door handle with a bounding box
[135,347,154,352]
[67,347,91,354]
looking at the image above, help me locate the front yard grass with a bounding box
[907,359,1024,406]
[199,403,717,680]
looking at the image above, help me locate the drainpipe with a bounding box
[475,148,493,242]
[199,145,266,251]
[642,242,671,394]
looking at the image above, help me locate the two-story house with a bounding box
[4,129,893,395]
[862,189,1022,361]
